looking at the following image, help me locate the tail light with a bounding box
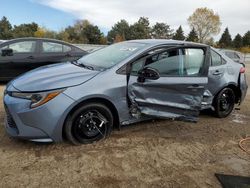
[240,67,246,73]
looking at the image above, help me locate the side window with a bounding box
[131,58,144,75]
[211,50,223,66]
[145,49,180,76]
[182,48,204,76]
[42,42,63,53]
[130,51,163,76]
[9,41,36,53]
[131,48,205,77]
[234,52,240,59]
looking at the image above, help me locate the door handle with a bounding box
[213,70,222,75]
[27,56,34,59]
[187,84,204,89]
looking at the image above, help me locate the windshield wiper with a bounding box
[71,60,94,70]
[79,63,94,70]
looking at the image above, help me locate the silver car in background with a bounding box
[3,40,248,145]
[219,49,245,64]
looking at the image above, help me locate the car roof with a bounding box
[126,39,208,47]
[0,37,86,52]
[4,37,71,45]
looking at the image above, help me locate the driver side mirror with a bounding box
[1,48,13,56]
[137,67,160,83]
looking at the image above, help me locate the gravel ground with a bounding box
[0,65,249,188]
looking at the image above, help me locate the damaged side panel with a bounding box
[128,76,208,122]
[201,89,214,110]
[127,45,210,122]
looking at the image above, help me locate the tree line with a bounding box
[0,16,188,44]
[0,16,202,44]
[219,28,250,49]
[0,17,106,44]
[0,7,249,51]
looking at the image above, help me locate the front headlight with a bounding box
[10,89,65,108]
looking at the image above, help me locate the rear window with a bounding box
[63,45,71,52]
[42,42,64,53]
[225,51,233,58]
[211,50,225,66]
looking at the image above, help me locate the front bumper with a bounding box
[3,92,75,142]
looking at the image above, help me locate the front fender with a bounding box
[51,94,122,142]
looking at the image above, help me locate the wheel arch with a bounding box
[225,83,241,104]
[62,97,120,141]
[214,82,241,104]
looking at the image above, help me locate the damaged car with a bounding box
[3,40,248,145]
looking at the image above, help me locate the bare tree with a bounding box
[188,8,221,43]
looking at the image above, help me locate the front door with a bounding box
[128,46,210,122]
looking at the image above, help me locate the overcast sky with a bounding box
[35,0,250,39]
[1,0,249,40]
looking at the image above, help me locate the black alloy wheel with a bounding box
[214,88,235,118]
[64,103,113,145]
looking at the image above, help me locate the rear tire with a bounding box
[64,103,113,145]
[213,88,235,118]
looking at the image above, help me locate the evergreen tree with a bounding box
[83,24,102,44]
[151,22,173,39]
[129,17,151,39]
[172,26,185,40]
[218,27,232,48]
[242,31,250,46]
[186,27,198,42]
[0,16,13,39]
[107,19,130,43]
[233,34,243,48]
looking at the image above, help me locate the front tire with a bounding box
[214,88,235,118]
[64,103,113,145]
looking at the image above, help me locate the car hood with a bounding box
[12,62,100,92]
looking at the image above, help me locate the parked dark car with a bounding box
[0,38,88,81]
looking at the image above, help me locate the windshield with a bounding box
[77,42,147,70]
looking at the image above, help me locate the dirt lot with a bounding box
[0,66,250,188]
